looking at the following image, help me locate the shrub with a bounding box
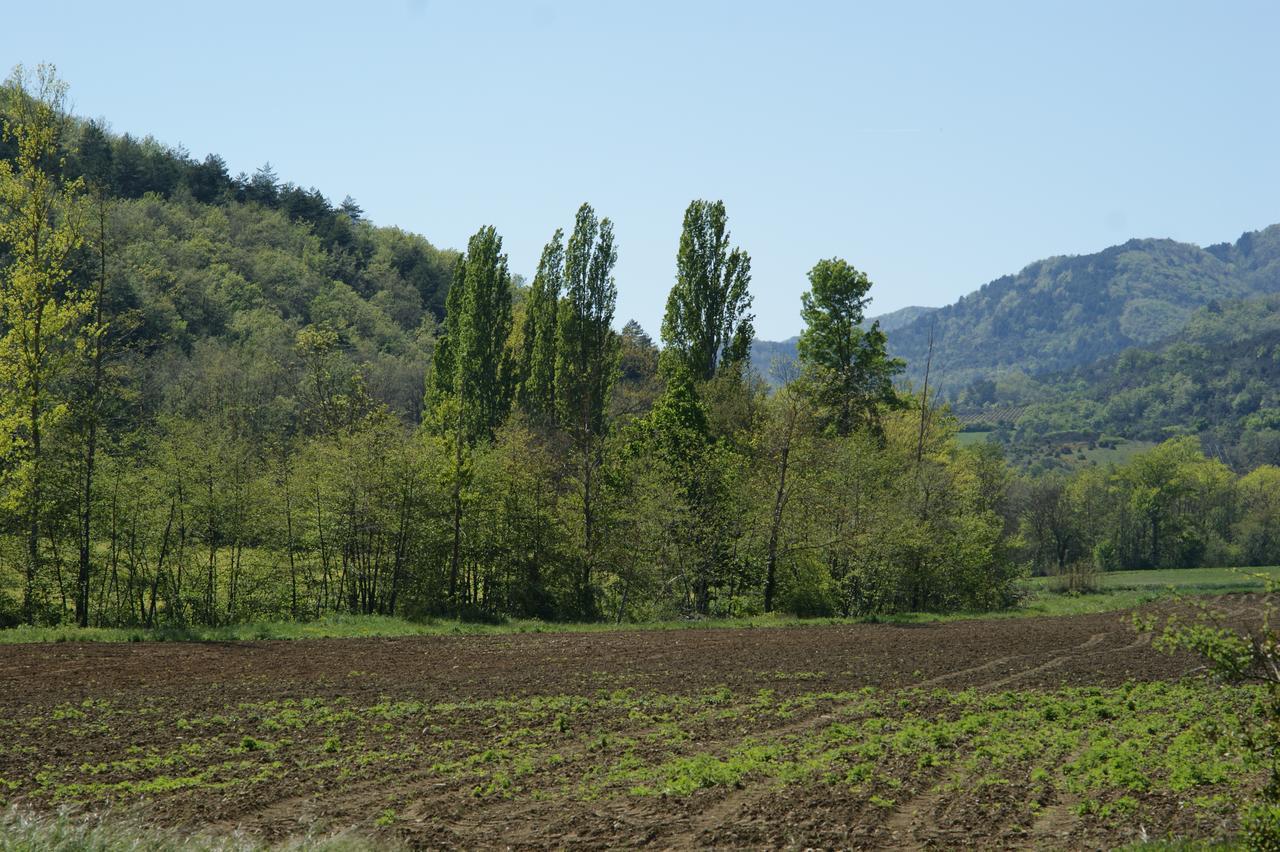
[1048,559,1098,595]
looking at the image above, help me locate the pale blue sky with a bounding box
[4,1,1279,338]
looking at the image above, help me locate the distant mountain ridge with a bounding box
[887,227,1280,390]
[752,226,1280,392]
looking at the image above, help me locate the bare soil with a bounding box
[0,597,1258,849]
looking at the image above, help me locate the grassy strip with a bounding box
[2,566,1274,645]
[0,807,391,851]
[1026,564,1280,592]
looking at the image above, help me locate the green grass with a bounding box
[0,611,995,644]
[1076,438,1159,467]
[954,430,993,447]
[2,566,1274,645]
[1027,565,1280,593]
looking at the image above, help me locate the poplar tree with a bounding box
[555,203,619,616]
[429,255,467,399]
[518,228,564,421]
[0,65,88,624]
[430,226,514,440]
[428,226,514,610]
[660,199,754,381]
[454,226,514,442]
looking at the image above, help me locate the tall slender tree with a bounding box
[518,229,564,421]
[555,203,619,616]
[430,255,466,400]
[660,200,754,381]
[455,226,514,442]
[428,226,514,610]
[0,65,88,624]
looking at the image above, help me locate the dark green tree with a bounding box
[638,366,739,615]
[660,200,753,380]
[612,320,661,421]
[796,258,903,435]
[454,226,514,441]
[430,230,514,437]
[556,204,618,440]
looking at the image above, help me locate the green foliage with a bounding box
[1000,295,1280,468]
[434,226,514,444]
[0,65,90,623]
[555,203,619,441]
[1011,436,1268,576]
[6,67,1228,632]
[517,228,564,421]
[624,367,744,616]
[660,199,753,381]
[1155,575,1280,847]
[796,257,904,435]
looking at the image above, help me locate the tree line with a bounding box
[0,67,1025,627]
[3,67,1276,629]
[1015,436,1280,578]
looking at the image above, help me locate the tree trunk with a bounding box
[448,425,465,612]
[763,407,795,613]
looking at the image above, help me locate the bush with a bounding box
[1155,583,1280,850]
[456,605,507,626]
[778,559,837,618]
[0,594,19,629]
[1245,804,1280,851]
[1048,559,1098,595]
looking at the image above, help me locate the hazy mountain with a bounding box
[873,305,939,333]
[888,228,1280,390]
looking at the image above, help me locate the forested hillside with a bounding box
[1005,296,1280,468]
[887,230,1280,389]
[1,85,458,427]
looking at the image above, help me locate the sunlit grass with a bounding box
[1027,564,1280,592]
[2,566,1274,644]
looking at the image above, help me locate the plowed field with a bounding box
[0,597,1264,848]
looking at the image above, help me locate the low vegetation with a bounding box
[0,808,389,851]
[0,566,1269,644]
[0,605,1264,848]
